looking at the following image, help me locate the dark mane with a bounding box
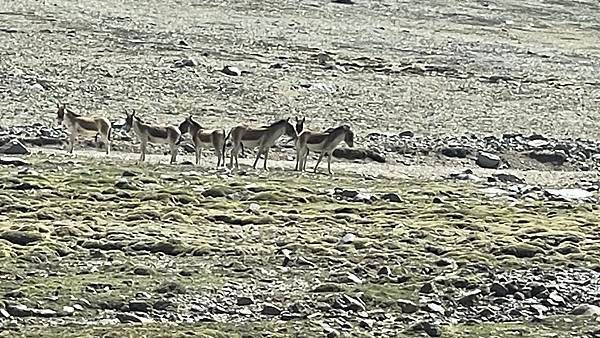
[261,119,288,128]
[65,108,81,117]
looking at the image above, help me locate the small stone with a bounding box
[129,300,151,312]
[174,58,197,67]
[0,139,30,155]
[153,299,174,310]
[423,322,443,337]
[424,303,445,314]
[261,303,282,316]
[237,296,254,306]
[490,282,509,297]
[116,312,153,323]
[441,147,469,158]
[62,306,75,315]
[398,130,414,138]
[419,282,436,294]
[6,304,32,317]
[381,193,402,202]
[529,283,547,298]
[0,230,42,245]
[248,203,260,213]
[458,289,481,307]
[432,196,444,203]
[341,233,355,244]
[513,292,526,300]
[359,318,374,329]
[377,266,391,276]
[528,150,567,165]
[221,65,242,76]
[476,152,501,169]
[0,308,9,318]
[31,83,45,91]
[133,266,153,276]
[0,156,30,166]
[571,304,600,316]
[397,299,419,314]
[312,283,343,293]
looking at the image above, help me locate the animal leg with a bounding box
[252,148,262,169]
[68,133,76,154]
[170,144,178,164]
[103,134,111,155]
[263,147,270,171]
[314,152,325,173]
[195,146,200,165]
[139,141,147,163]
[327,152,333,175]
[303,149,310,171]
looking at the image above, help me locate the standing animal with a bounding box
[178,116,226,167]
[228,118,297,171]
[55,103,112,155]
[123,111,181,164]
[295,123,354,175]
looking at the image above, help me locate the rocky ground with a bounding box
[1,0,600,337]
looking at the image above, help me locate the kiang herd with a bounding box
[54,103,355,175]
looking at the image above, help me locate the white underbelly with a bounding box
[241,139,261,149]
[195,141,215,148]
[147,136,171,144]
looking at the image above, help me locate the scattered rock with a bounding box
[312,283,343,293]
[237,296,254,306]
[377,266,391,276]
[261,303,282,316]
[341,233,356,244]
[528,150,567,165]
[0,156,30,166]
[476,152,501,169]
[132,266,153,276]
[545,188,594,201]
[0,230,43,245]
[570,304,600,316]
[116,312,153,323]
[397,299,419,314]
[419,282,436,294]
[0,139,29,155]
[441,147,470,158]
[6,304,32,317]
[498,244,543,258]
[423,322,443,337]
[398,130,414,138]
[490,282,509,297]
[221,65,242,76]
[381,193,402,202]
[154,281,186,294]
[424,303,445,314]
[173,58,197,68]
[129,300,151,312]
[458,289,481,307]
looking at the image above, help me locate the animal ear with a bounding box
[286,117,290,122]
[302,117,305,123]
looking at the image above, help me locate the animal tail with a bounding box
[108,127,113,141]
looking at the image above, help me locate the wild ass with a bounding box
[178,116,226,167]
[228,118,297,171]
[123,111,181,164]
[55,103,112,154]
[295,123,354,175]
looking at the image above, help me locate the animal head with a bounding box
[283,117,297,139]
[123,110,136,132]
[343,125,354,147]
[294,116,305,134]
[55,102,66,126]
[178,115,192,135]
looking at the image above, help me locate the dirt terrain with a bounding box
[1,0,600,337]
